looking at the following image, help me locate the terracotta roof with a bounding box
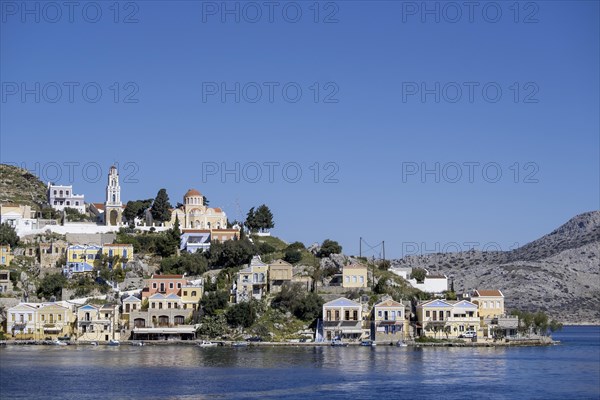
[104,243,132,247]
[150,274,184,279]
[92,203,105,211]
[213,207,222,213]
[473,289,503,297]
[182,229,211,233]
[184,189,202,198]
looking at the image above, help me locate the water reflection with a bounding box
[1,328,598,400]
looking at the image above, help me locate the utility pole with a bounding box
[359,237,362,258]
[382,241,385,262]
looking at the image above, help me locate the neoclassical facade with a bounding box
[167,189,227,229]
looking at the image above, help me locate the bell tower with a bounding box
[104,165,123,226]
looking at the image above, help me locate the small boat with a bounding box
[197,340,217,348]
[232,342,248,347]
[131,341,144,346]
[108,339,120,346]
[331,338,348,347]
[90,341,98,346]
[52,339,67,346]
[361,340,376,347]
[396,340,408,347]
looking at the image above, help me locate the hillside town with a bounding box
[0,164,560,346]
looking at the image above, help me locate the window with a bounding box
[28,314,32,321]
[345,310,350,320]
[177,283,181,289]
[378,311,382,317]
[66,190,69,196]
[183,291,188,296]
[153,283,157,289]
[483,302,487,309]
[75,201,79,206]
[353,310,358,320]
[191,291,197,297]
[446,311,451,318]
[335,310,340,320]
[360,276,364,284]
[353,276,357,283]
[391,311,396,320]
[170,283,174,289]
[58,314,62,321]
[168,302,172,309]
[326,310,331,321]
[426,310,430,318]
[151,303,156,309]
[496,301,500,309]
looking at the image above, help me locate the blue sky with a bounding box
[1,1,599,258]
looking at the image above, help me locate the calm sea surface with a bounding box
[1,326,598,399]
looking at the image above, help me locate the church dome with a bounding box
[184,189,202,198]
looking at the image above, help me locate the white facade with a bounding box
[7,303,37,337]
[48,183,86,213]
[407,276,448,294]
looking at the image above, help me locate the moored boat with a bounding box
[197,340,217,348]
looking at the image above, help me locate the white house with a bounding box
[48,183,86,214]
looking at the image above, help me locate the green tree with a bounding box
[226,301,257,328]
[209,238,255,269]
[36,273,67,300]
[197,314,227,338]
[160,252,208,275]
[295,292,323,321]
[283,248,302,264]
[254,204,274,232]
[410,268,427,283]
[201,290,229,316]
[317,239,342,258]
[151,189,172,223]
[0,223,19,247]
[123,199,153,223]
[245,207,257,232]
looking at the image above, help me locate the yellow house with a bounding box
[371,299,410,342]
[417,299,480,339]
[1,244,14,266]
[102,243,133,261]
[322,297,364,341]
[67,244,102,264]
[36,303,75,339]
[76,304,120,342]
[342,264,368,288]
[268,259,293,293]
[471,289,505,319]
[236,256,268,302]
[181,283,203,310]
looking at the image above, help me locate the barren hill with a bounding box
[392,211,600,324]
[0,163,48,208]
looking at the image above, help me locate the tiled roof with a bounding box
[123,295,141,302]
[473,289,503,297]
[165,294,180,300]
[104,243,132,247]
[92,203,105,210]
[324,297,361,308]
[150,274,184,279]
[149,293,165,300]
[184,189,202,197]
[213,207,222,213]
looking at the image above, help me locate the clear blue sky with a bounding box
[1,1,598,258]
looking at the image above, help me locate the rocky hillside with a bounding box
[391,211,600,324]
[0,164,47,208]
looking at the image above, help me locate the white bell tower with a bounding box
[104,165,123,226]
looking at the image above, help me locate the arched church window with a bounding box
[112,194,116,203]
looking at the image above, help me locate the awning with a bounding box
[133,327,196,334]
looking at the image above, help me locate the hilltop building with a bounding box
[47,183,85,214]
